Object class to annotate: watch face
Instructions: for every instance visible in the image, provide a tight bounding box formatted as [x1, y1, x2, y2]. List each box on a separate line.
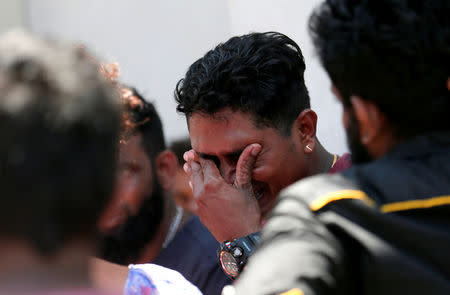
[220, 251, 239, 278]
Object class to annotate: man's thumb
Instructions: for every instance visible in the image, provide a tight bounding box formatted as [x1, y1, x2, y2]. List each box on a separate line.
[235, 143, 261, 188]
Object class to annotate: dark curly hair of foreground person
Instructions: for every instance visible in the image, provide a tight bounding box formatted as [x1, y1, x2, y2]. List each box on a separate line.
[309, 0, 450, 138]
[0, 31, 120, 255]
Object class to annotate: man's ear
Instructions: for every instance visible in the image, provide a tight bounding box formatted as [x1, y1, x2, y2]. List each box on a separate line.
[155, 150, 178, 191]
[350, 96, 386, 146]
[292, 109, 318, 154]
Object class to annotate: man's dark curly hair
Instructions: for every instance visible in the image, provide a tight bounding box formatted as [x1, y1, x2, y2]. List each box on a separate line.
[0, 31, 120, 255]
[175, 31, 310, 135]
[120, 86, 166, 161]
[309, 0, 450, 138]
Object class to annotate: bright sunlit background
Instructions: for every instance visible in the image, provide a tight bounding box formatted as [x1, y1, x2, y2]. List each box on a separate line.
[2, 0, 347, 154]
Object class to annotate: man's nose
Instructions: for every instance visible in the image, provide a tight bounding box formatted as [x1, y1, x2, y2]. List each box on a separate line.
[219, 161, 236, 184]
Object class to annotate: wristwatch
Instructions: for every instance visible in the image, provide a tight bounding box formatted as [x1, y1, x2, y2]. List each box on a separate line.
[218, 232, 260, 279]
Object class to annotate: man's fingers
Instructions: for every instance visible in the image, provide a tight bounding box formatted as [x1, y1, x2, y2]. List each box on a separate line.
[235, 143, 261, 188]
[183, 149, 205, 196]
[189, 160, 204, 197]
[198, 156, 222, 182]
[183, 162, 191, 175]
[184, 149, 222, 183]
[183, 149, 200, 163]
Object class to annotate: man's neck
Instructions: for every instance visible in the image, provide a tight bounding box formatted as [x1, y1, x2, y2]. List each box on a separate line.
[309, 140, 336, 175]
[369, 128, 401, 159]
[0, 239, 93, 294]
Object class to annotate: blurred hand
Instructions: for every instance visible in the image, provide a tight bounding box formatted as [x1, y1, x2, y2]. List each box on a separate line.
[183, 143, 262, 242]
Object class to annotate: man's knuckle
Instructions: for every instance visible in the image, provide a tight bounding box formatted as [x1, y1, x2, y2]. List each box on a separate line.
[204, 181, 220, 194]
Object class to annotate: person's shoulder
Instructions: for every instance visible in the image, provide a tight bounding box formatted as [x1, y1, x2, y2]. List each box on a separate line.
[155, 215, 223, 276]
[159, 216, 218, 258]
[154, 215, 222, 274]
[124, 266, 158, 295]
[270, 172, 378, 221]
[181, 216, 219, 250]
[280, 173, 358, 205]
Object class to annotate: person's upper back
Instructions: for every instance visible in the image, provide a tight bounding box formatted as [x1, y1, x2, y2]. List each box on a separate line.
[337, 132, 450, 293]
[278, 132, 450, 294]
[233, 132, 449, 295]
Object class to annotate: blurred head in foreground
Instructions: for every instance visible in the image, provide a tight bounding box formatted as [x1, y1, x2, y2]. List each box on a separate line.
[0, 30, 120, 293]
[309, 0, 449, 161]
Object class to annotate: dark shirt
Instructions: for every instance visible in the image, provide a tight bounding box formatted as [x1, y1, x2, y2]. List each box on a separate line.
[153, 216, 232, 295]
[234, 132, 450, 295]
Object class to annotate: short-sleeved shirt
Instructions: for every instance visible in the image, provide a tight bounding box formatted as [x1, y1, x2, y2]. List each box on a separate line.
[124, 264, 202, 295]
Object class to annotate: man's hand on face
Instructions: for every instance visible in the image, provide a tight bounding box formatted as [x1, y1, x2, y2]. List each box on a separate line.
[183, 144, 262, 242]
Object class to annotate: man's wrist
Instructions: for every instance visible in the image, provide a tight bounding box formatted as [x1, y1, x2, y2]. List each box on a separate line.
[226, 224, 261, 242]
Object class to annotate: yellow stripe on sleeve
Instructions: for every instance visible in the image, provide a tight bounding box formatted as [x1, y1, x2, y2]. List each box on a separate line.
[309, 189, 450, 213]
[309, 189, 376, 211]
[279, 288, 305, 295]
[381, 195, 450, 213]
